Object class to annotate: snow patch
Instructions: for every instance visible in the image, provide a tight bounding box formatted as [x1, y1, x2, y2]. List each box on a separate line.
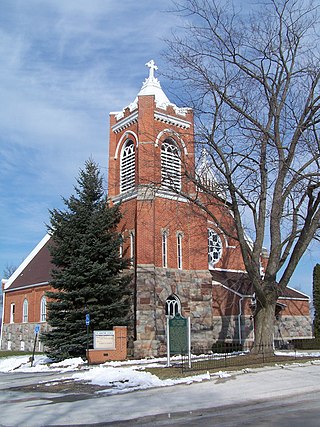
[72, 366, 210, 394]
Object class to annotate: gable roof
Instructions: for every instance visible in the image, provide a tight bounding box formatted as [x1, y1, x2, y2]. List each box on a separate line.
[4, 234, 53, 292]
[211, 270, 309, 300]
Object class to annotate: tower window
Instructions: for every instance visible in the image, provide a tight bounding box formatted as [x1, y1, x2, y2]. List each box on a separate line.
[120, 139, 135, 192]
[161, 139, 181, 191]
[208, 229, 222, 268]
[177, 233, 183, 270]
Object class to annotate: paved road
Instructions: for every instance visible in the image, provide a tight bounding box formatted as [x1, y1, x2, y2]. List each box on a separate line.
[105, 392, 320, 426]
[1, 363, 320, 426]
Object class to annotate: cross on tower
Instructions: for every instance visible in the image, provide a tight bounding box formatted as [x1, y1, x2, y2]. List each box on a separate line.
[145, 59, 158, 80]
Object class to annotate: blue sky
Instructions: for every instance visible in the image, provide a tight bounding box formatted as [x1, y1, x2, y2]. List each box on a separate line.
[0, 0, 319, 298]
[0, 0, 179, 277]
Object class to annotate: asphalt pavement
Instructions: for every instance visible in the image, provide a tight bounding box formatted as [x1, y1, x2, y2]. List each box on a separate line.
[1, 362, 320, 426]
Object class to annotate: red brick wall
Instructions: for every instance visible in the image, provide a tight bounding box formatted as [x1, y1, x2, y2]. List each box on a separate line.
[212, 285, 242, 316]
[3, 284, 52, 324]
[87, 326, 127, 363]
[117, 194, 246, 271]
[278, 298, 310, 316]
[108, 93, 247, 273]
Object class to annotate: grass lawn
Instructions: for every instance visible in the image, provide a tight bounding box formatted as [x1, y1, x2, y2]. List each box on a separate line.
[146, 353, 320, 379]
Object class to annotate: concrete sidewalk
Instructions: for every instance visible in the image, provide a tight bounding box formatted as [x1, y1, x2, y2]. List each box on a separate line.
[1, 362, 320, 426]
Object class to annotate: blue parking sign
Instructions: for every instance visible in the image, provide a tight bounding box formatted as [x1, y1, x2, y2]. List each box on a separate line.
[85, 313, 90, 326]
[34, 325, 40, 334]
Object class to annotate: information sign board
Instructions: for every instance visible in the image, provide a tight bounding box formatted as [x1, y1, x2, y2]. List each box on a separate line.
[169, 314, 188, 355]
[94, 330, 115, 350]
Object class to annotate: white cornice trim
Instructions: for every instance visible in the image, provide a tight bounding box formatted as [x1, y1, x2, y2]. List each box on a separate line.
[211, 267, 247, 274]
[278, 296, 310, 301]
[4, 234, 51, 290]
[286, 286, 310, 299]
[112, 111, 139, 134]
[154, 112, 191, 129]
[4, 282, 50, 293]
[112, 191, 138, 204]
[156, 189, 188, 203]
[111, 187, 189, 204]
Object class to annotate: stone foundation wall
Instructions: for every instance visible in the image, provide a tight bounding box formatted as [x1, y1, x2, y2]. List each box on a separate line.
[1, 322, 51, 352]
[275, 315, 313, 341]
[212, 315, 255, 346]
[134, 265, 213, 358]
[205, 314, 312, 348]
[133, 265, 313, 357]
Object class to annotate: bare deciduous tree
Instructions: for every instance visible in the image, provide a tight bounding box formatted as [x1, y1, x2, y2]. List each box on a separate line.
[3, 264, 17, 280]
[166, 0, 320, 352]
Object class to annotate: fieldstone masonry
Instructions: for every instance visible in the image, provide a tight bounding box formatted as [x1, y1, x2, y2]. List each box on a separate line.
[276, 316, 313, 341]
[2, 322, 51, 352]
[134, 265, 214, 357]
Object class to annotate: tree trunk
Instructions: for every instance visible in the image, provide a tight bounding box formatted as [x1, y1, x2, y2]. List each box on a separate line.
[252, 301, 276, 355]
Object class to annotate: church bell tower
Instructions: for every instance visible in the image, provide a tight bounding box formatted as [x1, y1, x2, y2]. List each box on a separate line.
[108, 61, 213, 357]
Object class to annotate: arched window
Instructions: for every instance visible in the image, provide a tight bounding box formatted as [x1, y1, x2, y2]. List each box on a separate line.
[208, 229, 222, 268]
[130, 231, 135, 266]
[165, 294, 181, 318]
[23, 299, 28, 323]
[177, 233, 183, 270]
[120, 139, 136, 192]
[119, 234, 124, 258]
[40, 296, 47, 322]
[10, 303, 15, 324]
[162, 230, 168, 268]
[161, 139, 181, 191]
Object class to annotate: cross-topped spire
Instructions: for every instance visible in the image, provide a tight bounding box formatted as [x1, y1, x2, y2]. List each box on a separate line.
[145, 59, 158, 80]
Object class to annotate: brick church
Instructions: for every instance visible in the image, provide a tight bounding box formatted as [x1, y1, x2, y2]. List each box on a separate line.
[0, 61, 312, 357]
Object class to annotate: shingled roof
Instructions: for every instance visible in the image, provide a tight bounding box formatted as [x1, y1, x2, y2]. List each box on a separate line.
[4, 234, 53, 292]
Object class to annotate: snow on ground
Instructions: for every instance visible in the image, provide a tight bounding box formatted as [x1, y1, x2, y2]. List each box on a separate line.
[0, 351, 319, 395]
[0, 355, 84, 373]
[72, 366, 210, 394]
[0, 353, 211, 394]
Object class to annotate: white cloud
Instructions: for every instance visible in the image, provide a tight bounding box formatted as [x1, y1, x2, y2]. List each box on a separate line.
[0, 0, 180, 278]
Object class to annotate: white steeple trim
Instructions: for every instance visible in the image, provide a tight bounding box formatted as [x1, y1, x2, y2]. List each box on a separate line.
[136, 60, 171, 107]
[112, 60, 191, 120]
[196, 148, 219, 192]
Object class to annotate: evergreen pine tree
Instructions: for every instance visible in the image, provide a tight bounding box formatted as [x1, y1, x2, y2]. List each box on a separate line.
[42, 159, 132, 361]
[313, 264, 320, 338]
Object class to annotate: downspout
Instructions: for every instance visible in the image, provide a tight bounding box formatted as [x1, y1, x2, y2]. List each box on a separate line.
[133, 213, 137, 342]
[238, 296, 243, 345]
[214, 283, 247, 345]
[0, 287, 6, 350]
